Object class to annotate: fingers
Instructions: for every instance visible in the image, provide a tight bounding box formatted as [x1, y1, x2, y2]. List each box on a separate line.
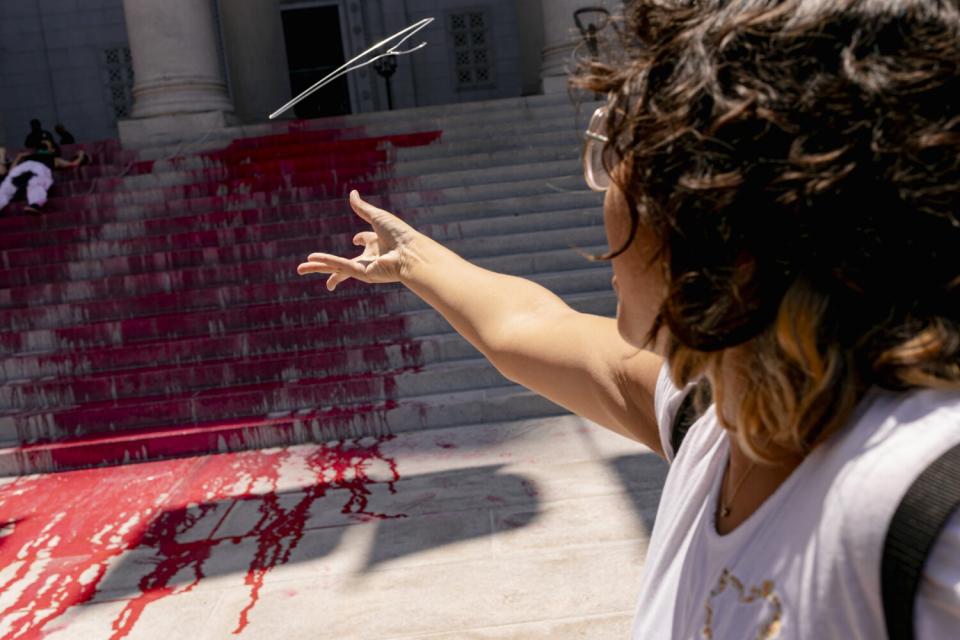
[353, 231, 377, 246]
[326, 272, 350, 291]
[298, 260, 351, 291]
[297, 261, 331, 276]
[349, 190, 393, 224]
[297, 253, 348, 274]
[297, 259, 352, 291]
[297, 252, 372, 292]
[304, 231, 375, 262]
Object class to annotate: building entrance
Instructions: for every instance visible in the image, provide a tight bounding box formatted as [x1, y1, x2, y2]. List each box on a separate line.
[281, 4, 351, 118]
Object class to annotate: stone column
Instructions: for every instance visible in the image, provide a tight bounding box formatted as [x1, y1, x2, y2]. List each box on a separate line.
[515, 0, 546, 96]
[539, 0, 584, 94]
[119, 0, 235, 146]
[218, 0, 292, 123]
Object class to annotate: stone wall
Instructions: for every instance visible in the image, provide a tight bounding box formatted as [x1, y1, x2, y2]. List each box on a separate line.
[0, 0, 130, 147]
[377, 0, 525, 110]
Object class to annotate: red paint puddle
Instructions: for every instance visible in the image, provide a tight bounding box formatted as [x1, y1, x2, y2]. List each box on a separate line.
[0, 436, 402, 639]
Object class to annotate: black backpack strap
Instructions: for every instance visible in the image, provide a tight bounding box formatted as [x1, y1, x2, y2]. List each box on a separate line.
[882, 441, 960, 640]
[670, 378, 712, 456]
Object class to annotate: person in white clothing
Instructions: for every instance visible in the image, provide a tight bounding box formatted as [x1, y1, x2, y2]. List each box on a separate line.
[0, 147, 54, 214]
[295, 0, 960, 637]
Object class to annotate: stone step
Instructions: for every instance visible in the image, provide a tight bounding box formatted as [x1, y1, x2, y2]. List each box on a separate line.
[91, 129, 578, 199]
[43, 130, 438, 194]
[1, 277, 619, 408]
[0, 256, 610, 330]
[0, 223, 606, 307]
[1, 153, 587, 243]
[0, 216, 605, 309]
[0, 137, 587, 244]
[0, 204, 602, 289]
[0, 330, 483, 410]
[0, 273, 614, 358]
[133, 94, 597, 159]
[0, 291, 615, 383]
[42, 95, 598, 192]
[0, 356, 549, 445]
[44, 108, 587, 197]
[276, 92, 590, 130]
[0, 187, 601, 270]
[0, 159, 584, 249]
[394, 129, 585, 165]
[0, 385, 566, 476]
[392, 134, 581, 174]
[46, 96, 588, 184]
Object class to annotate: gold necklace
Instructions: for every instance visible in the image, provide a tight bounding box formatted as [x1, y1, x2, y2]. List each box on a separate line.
[719, 457, 757, 518]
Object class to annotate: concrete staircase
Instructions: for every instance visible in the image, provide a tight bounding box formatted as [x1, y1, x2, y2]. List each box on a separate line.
[0, 93, 611, 475]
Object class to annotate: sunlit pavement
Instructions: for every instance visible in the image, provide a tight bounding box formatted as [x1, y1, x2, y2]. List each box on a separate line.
[0, 415, 667, 639]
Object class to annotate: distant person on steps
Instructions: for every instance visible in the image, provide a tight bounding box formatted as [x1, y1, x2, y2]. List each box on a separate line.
[54, 123, 75, 145]
[23, 119, 59, 156]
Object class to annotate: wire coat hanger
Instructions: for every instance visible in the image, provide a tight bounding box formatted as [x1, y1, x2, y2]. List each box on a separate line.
[269, 17, 435, 120]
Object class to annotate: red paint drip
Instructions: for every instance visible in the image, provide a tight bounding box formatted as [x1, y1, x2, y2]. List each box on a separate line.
[0, 461, 194, 639]
[0, 436, 402, 639]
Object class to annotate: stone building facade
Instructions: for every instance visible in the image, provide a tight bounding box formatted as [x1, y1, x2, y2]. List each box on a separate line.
[0, 0, 617, 147]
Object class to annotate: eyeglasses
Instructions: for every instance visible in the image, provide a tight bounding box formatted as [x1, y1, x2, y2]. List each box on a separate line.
[583, 106, 611, 192]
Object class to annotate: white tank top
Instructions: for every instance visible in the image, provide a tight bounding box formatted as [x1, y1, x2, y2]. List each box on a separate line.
[631, 365, 960, 639]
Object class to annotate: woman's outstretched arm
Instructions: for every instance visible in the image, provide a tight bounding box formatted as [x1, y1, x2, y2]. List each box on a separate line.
[298, 191, 665, 455]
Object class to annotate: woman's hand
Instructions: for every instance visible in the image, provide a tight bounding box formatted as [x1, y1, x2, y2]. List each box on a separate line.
[297, 190, 421, 291]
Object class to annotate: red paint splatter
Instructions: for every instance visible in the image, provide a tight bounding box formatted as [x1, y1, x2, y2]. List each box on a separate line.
[0, 460, 193, 639]
[232, 439, 404, 635]
[0, 436, 402, 639]
[1, 125, 443, 473]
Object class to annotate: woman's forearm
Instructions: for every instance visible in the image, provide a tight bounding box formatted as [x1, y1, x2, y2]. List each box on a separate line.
[399, 233, 571, 363]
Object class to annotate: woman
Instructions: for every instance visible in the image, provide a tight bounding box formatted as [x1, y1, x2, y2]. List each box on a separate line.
[299, 0, 960, 637]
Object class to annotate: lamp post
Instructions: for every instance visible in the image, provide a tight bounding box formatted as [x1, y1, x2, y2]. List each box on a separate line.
[573, 7, 611, 59]
[372, 54, 398, 111]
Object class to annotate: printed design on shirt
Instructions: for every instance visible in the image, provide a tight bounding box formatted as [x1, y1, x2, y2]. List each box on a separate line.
[702, 568, 783, 640]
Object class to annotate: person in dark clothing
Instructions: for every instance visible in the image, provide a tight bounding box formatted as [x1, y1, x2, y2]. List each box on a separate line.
[54, 123, 75, 145]
[23, 119, 59, 155]
[21, 140, 57, 171]
[11, 140, 88, 171]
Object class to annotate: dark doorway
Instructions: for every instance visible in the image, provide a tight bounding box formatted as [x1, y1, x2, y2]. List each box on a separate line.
[281, 4, 352, 118]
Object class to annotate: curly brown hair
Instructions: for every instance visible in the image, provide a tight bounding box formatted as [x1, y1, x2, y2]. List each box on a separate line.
[576, 0, 960, 462]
